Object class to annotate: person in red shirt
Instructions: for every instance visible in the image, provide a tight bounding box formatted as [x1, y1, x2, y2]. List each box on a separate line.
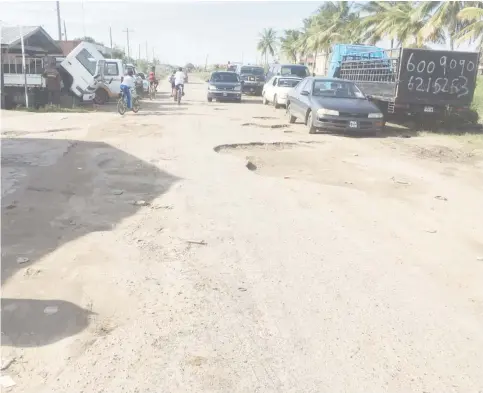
[148, 66, 158, 91]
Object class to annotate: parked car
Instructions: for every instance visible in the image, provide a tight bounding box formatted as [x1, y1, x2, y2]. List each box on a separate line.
[262, 76, 302, 108]
[206, 71, 242, 102]
[235, 64, 265, 95]
[266, 64, 311, 80]
[286, 77, 385, 134]
[137, 72, 150, 94]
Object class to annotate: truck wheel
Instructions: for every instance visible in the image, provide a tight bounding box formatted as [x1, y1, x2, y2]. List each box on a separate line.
[262, 94, 268, 105]
[94, 89, 108, 105]
[306, 111, 316, 134]
[207, 97, 213, 102]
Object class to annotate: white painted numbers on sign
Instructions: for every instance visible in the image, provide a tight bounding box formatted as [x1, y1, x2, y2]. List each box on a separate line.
[405, 52, 475, 98]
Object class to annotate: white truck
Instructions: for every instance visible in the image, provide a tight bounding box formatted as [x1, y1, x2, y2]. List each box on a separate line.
[59, 41, 126, 104]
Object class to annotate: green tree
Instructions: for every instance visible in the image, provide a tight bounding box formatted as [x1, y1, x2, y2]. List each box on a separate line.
[73, 36, 104, 45]
[457, 4, 483, 51]
[257, 28, 278, 66]
[359, 1, 399, 47]
[304, 2, 359, 72]
[416, 1, 478, 50]
[280, 29, 301, 63]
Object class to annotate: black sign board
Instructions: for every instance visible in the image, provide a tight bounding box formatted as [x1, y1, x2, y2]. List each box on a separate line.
[397, 48, 479, 106]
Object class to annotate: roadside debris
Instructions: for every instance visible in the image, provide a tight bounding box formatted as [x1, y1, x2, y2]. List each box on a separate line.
[43, 306, 59, 315]
[111, 189, 124, 195]
[391, 177, 411, 185]
[23, 267, 41, 277]
[238, 287, 247, 292]
[1, 357, 16, 371]
[0, 375, 16, 388]
[16, 257, 29, 264]
[434, 195, 448, 201]
[246, 161, 257, 171]
[131, 200, 150, 206]
[186, 240, 207, 246]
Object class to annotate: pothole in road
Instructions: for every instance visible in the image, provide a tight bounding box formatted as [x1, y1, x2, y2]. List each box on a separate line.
[241, 123, 290, 129]
[216, 141, 425, 199]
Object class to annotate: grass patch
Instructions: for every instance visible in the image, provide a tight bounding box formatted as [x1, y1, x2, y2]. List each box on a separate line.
[472, 76, 483, 124]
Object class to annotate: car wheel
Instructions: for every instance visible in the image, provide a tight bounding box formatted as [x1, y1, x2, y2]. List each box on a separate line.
[273, 95, 280, 109]
[207, 97, 213, 102]
[286, 103, 296, 124]
[306, 111, 316, 134]
[262, 94, 268, 105]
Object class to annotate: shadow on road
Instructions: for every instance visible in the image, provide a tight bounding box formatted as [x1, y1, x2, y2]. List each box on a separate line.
[1, 298, 94, 347]
[1, 137, 180, 346]
[1, 138, 180, 285]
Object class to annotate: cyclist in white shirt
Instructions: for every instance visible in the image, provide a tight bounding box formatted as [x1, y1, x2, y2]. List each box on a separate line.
[120, 70, 135, 109]
[174, 67, 185, 96]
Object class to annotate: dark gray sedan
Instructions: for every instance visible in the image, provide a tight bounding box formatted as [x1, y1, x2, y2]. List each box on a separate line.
[286, 77, 385, 134]
[206, 71, 242, 102]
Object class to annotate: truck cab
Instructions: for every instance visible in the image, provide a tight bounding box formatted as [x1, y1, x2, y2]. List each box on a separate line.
[60, 41, 104, 102]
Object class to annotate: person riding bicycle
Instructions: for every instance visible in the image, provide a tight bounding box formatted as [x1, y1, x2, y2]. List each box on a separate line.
[148, 66, 157, 91]
[174, 67, 186, 97]
[120, 69, 135, 110]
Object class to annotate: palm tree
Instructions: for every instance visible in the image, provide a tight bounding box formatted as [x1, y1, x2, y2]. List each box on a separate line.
[257, 28, 277, 66]
[359, 1, 399, 48]
[304, 2, 359, 72]
[457, 4, 483, 51]
[416, 1, 479, 50]
[280, 29, 300, 63]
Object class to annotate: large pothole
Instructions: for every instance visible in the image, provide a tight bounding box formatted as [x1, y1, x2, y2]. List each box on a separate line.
[215, 141, 426, 199]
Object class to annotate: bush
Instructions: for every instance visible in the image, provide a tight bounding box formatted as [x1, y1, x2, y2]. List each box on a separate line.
[472, 76, 483, 123]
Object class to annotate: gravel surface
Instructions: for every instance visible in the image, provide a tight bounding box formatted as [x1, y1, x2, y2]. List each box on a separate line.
[2, 77, 483, 393]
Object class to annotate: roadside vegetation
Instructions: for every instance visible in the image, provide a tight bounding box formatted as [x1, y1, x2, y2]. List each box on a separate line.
[258, 1, 483, 123]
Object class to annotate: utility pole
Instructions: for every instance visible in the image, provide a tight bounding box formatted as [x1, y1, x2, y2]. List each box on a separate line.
[63, 20, 67, 41]
[152, 48, 155, 63]
[56, 1, 62, 41]
[145, 41, 148, 61]
[122, 28, 133, 60]
[204, 54, 209, 71]
[138, 43, 141, 61]
[109, 27, 113, 49]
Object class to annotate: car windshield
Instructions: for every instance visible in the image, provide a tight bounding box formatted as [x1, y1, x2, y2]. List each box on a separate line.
[240, 67, 264, 75]
[212, 72, 239, 82]
[280, 66, 310, 78]
[312, 80, 365, 99]
[278, 78, 301, 87]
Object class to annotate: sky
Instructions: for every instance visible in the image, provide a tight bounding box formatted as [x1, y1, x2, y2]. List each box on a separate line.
[0, 0, 321, 65]
[0, 0, 475, 66]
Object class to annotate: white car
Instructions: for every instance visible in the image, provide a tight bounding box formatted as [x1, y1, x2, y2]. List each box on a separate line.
[262, 76, 302, 108]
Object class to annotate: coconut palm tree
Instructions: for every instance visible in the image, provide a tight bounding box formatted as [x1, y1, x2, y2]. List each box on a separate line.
[304, 2, 359, 72]
[416, 1, 479, 50]
[457, 4, 483, 51]
[359, 1, 399, 48]
[280, 29, 301, 63]
[257, 28, 278, 66]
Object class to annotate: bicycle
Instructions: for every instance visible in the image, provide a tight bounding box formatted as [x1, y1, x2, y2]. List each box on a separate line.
[174, 84, 183, 105]
[117, 88, 140, 115]
[149, 82, 156, 100]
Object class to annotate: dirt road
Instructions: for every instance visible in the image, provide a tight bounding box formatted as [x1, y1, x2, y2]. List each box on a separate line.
[2, 77, 483, 392]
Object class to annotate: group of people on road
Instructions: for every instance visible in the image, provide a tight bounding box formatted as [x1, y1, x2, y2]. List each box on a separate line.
[120, 66, 185, 111]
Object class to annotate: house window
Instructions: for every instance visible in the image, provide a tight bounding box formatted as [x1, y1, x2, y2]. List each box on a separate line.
[75, 49, 96, 75]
